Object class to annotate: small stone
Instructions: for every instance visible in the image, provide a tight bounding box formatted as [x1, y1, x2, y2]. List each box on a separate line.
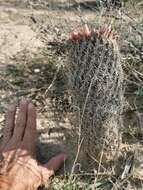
[34, 68, 40, 73]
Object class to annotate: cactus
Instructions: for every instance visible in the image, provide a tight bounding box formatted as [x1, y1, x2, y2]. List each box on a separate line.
[68, 25, 124, 168]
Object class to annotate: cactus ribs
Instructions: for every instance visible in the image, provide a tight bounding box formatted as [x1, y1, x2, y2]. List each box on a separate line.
[68, 24, 124, 169]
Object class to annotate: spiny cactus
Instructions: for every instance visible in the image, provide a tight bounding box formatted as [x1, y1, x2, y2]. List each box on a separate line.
[68, 24, 124, 168]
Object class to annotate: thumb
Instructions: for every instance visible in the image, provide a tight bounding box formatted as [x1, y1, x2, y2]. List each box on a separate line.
[40, 153, 67, 184]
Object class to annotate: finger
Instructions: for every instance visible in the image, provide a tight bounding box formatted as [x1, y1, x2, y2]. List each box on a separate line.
[40, 153, 67, 183]
[12, 99, 28, 142]
[23, 103, 37, 152]
[2, 104, 16, 146]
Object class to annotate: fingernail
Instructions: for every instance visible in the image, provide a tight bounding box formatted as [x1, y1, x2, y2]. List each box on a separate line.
[8, 104, 16, 111]
[59, 153, 68, 161]
[20, 98, 28, 105]
[28, 102, 34, 109]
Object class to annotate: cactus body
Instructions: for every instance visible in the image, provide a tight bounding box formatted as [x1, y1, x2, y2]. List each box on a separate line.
[68, 26, 124, 167]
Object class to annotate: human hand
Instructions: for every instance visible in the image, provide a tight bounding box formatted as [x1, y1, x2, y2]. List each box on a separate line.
[0, 99, 67, 190]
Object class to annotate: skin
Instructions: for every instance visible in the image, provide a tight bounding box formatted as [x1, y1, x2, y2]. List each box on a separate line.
[0, 99, 67, 190]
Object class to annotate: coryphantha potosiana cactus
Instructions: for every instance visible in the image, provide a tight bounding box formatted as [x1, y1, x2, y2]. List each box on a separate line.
[68, 24, 124, 168]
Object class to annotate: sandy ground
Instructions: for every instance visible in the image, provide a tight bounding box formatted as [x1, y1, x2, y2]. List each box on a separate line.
[0, 5, 43, 64]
